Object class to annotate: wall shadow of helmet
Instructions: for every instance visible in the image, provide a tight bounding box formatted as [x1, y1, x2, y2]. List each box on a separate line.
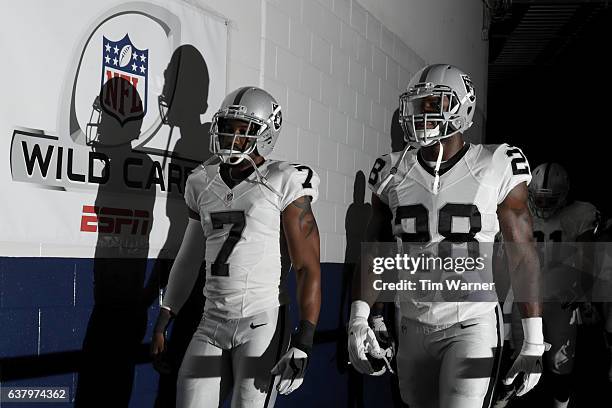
[152, 44, 210, 408]
[391, 108, 407, 153]
[75, 77, 155, 407]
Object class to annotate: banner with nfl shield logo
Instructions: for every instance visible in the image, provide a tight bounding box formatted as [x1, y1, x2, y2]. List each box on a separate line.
[0, 0, 227, 258]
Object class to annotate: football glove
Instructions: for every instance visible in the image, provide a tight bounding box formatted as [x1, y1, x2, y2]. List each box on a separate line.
[503, 317, 550, 396]
[271, 347, 308, 395]
[348, 301, 381, 375]
[270, 320, 314, 395]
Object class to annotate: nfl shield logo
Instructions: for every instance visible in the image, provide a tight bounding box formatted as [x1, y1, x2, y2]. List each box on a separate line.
[101, 34, 148, 124]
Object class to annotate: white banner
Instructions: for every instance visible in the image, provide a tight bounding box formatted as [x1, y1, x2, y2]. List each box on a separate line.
[0, 0, 228, 258]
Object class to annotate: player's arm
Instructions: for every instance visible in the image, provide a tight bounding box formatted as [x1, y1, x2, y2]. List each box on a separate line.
[272, 195, 320, 394]
[497, 181, 541, 318]
[282, 195, 321, 330]
[497, 181, 548, 396]
[151, 209, 205, 363]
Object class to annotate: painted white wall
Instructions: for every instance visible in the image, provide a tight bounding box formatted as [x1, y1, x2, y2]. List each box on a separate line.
[193, 0, 487, 262]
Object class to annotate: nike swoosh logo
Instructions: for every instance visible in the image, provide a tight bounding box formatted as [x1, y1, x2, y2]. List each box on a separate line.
[460, 323, 478, 329]
[250, 322, 267, 329]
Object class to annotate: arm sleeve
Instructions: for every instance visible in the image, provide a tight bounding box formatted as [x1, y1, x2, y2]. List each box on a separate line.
[161, 218, 206, 313]
[280, 165, 320, 210]
[495, 144, 532, 204]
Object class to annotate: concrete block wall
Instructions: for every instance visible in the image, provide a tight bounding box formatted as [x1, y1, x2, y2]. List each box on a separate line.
[260, 0, 425, 262]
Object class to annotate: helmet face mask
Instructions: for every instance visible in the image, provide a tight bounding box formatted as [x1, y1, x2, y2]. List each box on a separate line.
[158, 94, 170, 125]
[210, 87, 282, 165]
[399, 65, 476, 147]
[529, 188, 568, 219]
[86, 96, 103, 147]
[528, 163, 570, 219]
[211, 114, 262, 165]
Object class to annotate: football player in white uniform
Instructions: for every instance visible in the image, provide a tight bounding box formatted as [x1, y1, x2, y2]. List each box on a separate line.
[522, 163, 597, 408]
[150, 87, 321, 408]
[347, 64, 546, 408]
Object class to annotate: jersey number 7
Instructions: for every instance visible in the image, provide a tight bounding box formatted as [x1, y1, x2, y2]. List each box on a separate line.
[210, 211, 246, 277]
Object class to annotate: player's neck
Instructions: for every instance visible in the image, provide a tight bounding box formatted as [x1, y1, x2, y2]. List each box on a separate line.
[229, 155, 265, 178]
[419, 134, 465, 162]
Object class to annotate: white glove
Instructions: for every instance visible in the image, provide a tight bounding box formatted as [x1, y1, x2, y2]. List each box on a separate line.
[503, 317, 551, 396]
[271, 347, 308, 395]
[347, 301, 381, 375]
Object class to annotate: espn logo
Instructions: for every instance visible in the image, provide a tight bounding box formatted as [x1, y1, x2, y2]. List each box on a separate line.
[80, 205, 150, 235]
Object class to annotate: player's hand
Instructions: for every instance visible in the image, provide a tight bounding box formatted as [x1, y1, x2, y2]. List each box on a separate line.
[503, 317, 550, 396]
[503, 341, 550, 396]
[151, 332, 172, 374]
[271, 347, 308, 395]
[151, 332, 166, 356]
[347, 316, 381, 375]
[151, 307, 174, 375]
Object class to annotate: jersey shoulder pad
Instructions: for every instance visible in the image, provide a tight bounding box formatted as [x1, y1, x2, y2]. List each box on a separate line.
[561, 201, 598, 236]
[486, 143, 532, 204]
[367, 150, 413, 198]
[266, 160, 320, 210]
[184, 163, 217, 211]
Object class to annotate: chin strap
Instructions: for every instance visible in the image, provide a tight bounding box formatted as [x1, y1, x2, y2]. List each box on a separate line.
[432, 141, 444, 195]
[241, 154, 283, 198]
[376, 144, 412, 196]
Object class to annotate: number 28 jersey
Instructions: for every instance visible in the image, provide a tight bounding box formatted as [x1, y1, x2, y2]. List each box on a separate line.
[184, 160, 319, 319]
[368, 143, 531, 325]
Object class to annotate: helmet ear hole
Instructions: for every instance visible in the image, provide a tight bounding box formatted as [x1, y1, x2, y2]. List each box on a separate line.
[467, 106, 473, 116]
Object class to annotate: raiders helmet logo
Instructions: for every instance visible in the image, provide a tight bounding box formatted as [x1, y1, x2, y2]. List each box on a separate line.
[461, 74, 476, 102]
[271, 102, 282, 131]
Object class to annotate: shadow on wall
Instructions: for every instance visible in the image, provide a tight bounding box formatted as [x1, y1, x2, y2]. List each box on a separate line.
[75, 77, 155, 407]
[391, 109, 407, 153]
[337, 171, 372, 406]
[150, 44, 211, 408]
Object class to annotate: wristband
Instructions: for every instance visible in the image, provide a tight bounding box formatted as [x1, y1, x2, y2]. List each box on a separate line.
[154, 307, 174, 335]
[291, 320, 316, 356]
[350, 300, 370, 322]
[521, 317, 544, 345]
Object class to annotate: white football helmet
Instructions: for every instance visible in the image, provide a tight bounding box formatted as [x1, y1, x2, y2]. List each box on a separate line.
[399, 64, 476, 146]
[210, 86, 282, 165]
[529, 163, 569, 219]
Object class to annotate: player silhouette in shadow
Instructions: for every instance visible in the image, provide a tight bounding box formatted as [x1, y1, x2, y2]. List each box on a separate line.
[338, 171, 372, 407]
[337, 110, 408, 407]
[75, 77, 155, 407]
[147, 44, 212, 408]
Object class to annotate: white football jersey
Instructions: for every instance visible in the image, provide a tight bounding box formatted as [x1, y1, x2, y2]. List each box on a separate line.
[368, 143, 532, 325]
[532, 201, 597, 243]
[532, 201, 597, 296]
[184, 160, 319, 319]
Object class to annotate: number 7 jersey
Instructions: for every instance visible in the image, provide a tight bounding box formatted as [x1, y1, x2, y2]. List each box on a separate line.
[368, 143, 532, 324]
[183, 160, 319, 319]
